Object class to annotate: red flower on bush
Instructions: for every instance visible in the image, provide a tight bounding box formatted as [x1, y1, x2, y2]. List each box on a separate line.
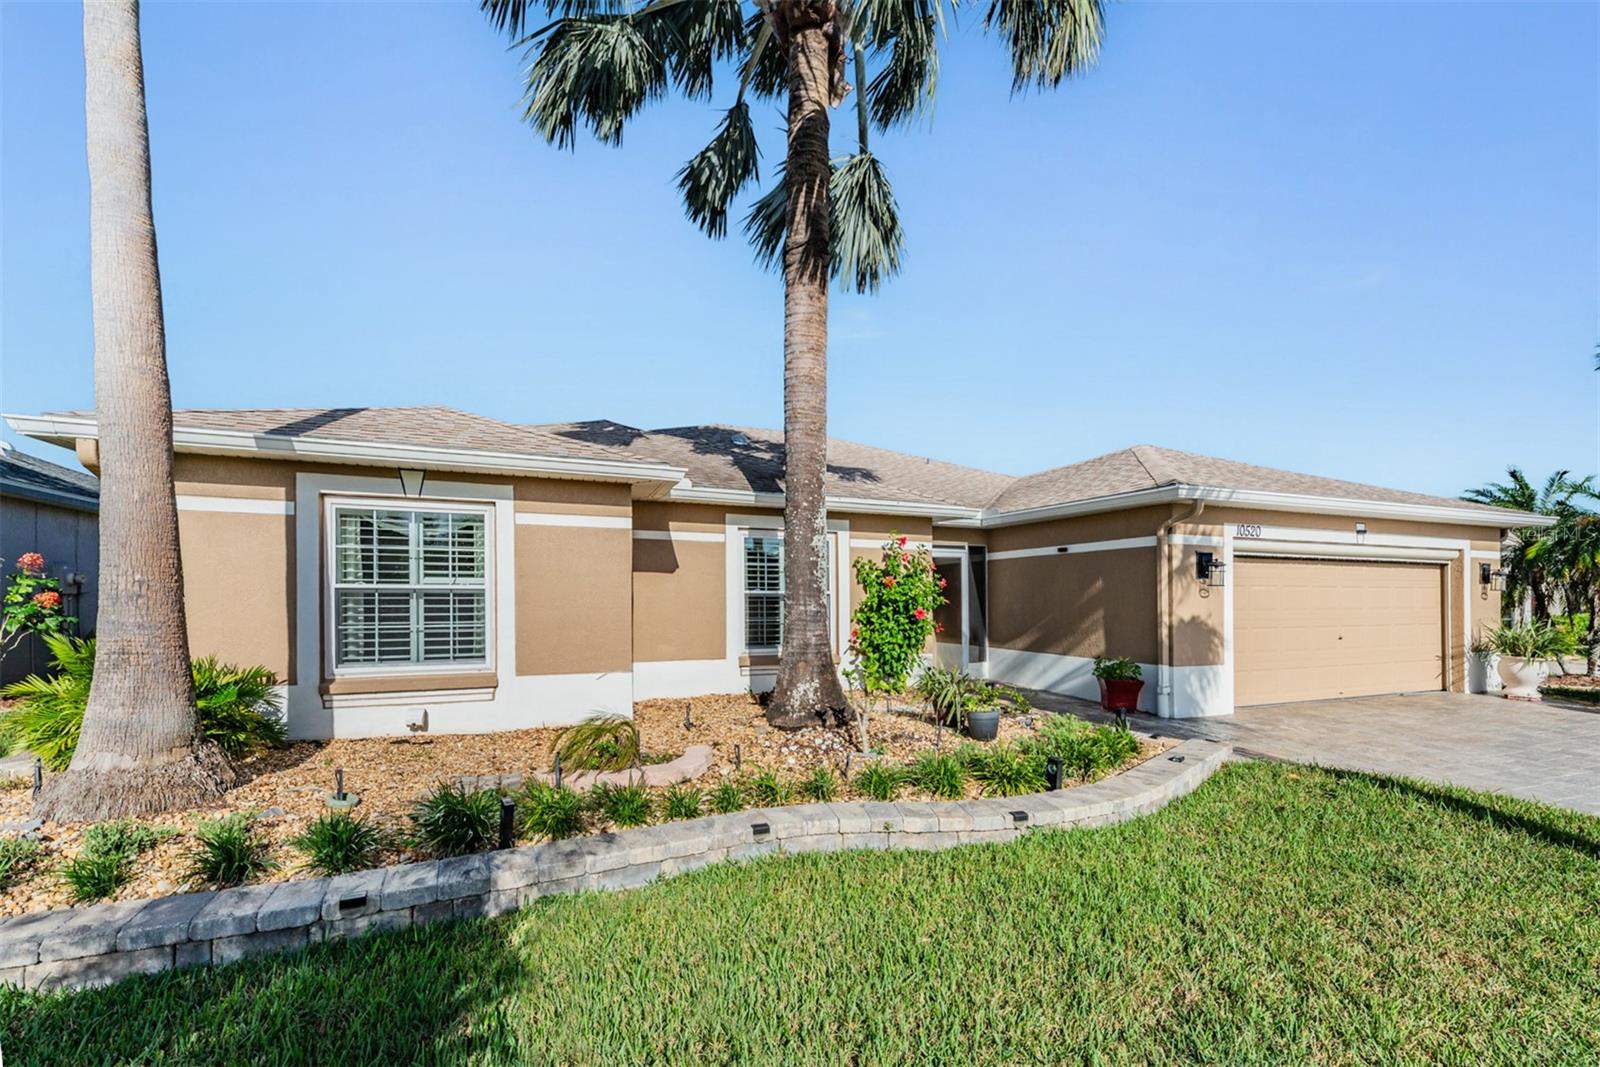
[900, 553, 912, 565]
[32, 590, 61, 610]
[937, 577, 947, 589]
[896, 535, 907, 547]
[913, 607, 927, 621]
[935, 623, 944, 634]
[16, 553, 44, 575]
[883, 576, 897, 588]
[850, 627, 859, 641]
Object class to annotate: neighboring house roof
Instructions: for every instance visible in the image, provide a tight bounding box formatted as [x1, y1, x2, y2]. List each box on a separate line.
[4, 407, 1543, 528]
[0, 442, 98, 511]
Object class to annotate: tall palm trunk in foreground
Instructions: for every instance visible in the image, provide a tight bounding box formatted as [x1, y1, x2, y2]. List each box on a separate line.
[36, 0, 234, 822]
[767, 2, 850, 728]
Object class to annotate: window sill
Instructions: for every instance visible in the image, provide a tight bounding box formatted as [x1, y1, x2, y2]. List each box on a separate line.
[320, 671, 498, 697]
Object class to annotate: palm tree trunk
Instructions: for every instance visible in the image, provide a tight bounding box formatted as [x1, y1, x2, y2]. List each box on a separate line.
[766, 1, 849, 730]
[35, 0, 234, 822]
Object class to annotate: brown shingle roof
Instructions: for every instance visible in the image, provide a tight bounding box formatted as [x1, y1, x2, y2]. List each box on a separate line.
[990, 444, 1512, 517]
[29, 408, 1522, 521]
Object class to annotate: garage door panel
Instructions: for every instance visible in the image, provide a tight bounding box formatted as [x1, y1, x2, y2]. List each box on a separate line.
[1235, 557, 1444, 706]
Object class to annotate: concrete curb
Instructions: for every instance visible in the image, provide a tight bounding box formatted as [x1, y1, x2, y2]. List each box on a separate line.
[0, 738, 1229, 993]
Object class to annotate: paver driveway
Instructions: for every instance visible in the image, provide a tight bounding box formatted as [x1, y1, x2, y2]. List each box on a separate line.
[1030, 690, 1600, 815]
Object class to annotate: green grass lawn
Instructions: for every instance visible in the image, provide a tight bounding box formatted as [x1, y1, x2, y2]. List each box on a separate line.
[3, 761, 1597, 1066]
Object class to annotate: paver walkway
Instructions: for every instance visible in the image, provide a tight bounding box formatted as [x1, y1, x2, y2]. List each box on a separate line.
[1024, 689, 1600, 815]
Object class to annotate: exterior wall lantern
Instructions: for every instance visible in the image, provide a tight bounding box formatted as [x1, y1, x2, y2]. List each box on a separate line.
[398, 468, 426, 497]
[1354, 522, 1368, 542]
[1480, 562, 1505, 592]
[1197, 551, 1227, 587]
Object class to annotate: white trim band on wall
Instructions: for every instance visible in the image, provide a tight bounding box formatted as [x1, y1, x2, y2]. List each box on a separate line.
[632, 529, 726, 543]
[514, 512, 632, 530]
[989, 536, 1157, 562]
[1233, 540, 1458, 563]
[176, 495, 295, 515]
[850, 538, 933, 551]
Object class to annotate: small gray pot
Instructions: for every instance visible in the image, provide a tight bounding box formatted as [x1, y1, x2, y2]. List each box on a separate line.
[966, 710, 1001, 742]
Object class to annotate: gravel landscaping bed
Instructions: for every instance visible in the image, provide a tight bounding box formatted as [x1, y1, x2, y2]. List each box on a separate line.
[0, 694, 1161, 918]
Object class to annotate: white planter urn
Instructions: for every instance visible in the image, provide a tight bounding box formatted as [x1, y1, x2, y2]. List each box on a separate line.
[1496, 656, 1549, 701]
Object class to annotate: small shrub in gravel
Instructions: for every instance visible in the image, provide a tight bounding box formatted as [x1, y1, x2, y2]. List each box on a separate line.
[964, 743, 1047, 797]
[709, 780, 745, 814]
[83, 819, 175, 861]
[749, 769, 792, 807]
[409, 783, 501, 857]
[519, 783, 586, 840]
[0, 835, 41, 890]
[60, 851, 127, 903]
[188, 814, 277, 887]
[292, 813, 386, 875]
[855, 762, 907, 802]
[661, 785, 703, 821]
[589, 783, 653, 828]
[908, 752, 968, 799]
[800, 766, 838, 803]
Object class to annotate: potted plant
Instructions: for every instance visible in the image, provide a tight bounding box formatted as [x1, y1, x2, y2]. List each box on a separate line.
[1487, 622, 1576, 700]
[1093, 656, 1144, 714]
[962, 685, 1005, 742]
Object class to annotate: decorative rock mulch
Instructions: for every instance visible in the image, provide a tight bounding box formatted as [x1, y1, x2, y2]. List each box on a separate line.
[0, 693, 1159, 919]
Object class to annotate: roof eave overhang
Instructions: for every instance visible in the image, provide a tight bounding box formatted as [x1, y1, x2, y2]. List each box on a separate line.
[5, 413, 688, 498]
[669, 483, 983, 523]
[979, 483, 1551, 530]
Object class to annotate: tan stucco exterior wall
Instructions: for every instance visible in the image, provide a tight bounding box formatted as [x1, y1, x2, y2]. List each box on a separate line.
[513, 479, 632, 676]
[631, 501, 731, 664]
[173, 455, 296, 682]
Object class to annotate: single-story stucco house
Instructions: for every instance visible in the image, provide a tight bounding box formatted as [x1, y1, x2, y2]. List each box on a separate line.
[0, 442, 98, 685]
[4, 407, 1542, 739]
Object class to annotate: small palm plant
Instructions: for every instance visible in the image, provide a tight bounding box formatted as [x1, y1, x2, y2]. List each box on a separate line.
[551, 713, 642, 773]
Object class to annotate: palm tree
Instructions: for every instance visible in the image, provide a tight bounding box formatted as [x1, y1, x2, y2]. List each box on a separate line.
[1463, 468, 1592, 625]
[1529, 506, 1600, 675]
[482, 1, 1105, 728]
[35, 0, 234, 821]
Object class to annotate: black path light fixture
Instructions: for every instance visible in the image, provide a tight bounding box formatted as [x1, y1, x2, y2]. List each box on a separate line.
[498, 795, 517, 850]
[1196, 551, 1227, 588]
[1044, 756, 1063, 791]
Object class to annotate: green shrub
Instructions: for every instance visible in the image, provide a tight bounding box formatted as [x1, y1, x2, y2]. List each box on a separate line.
[964, 743, 1047, 797]
[661, 785, 703, 821]
[589, 782, 653, 828]
[1542, 684, 1600, 705]
[551, 714, 641, 772]
[519, 782, 586, 840]
[749, 768, 792, 807]
[292, 813, 385, 875]
[709, 779, 745, 814]
[60, 850, 128, 903]
[187, 814, 276, 887]
[1486, 622, 1577, 660]
[908, 752, 968, 799]
[854, 762, 906, 802]
[1092, 656, 1142, 681]
[409, 783, 500, 857]
[800, 766, 838, 803]
[83, 819, 175, 861]
[0, 835, 42, 890]
[0, 636, 286, 771]
[1023, 716, 1140, 780]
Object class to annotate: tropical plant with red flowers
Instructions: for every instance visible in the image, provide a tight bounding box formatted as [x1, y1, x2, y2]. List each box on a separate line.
[2, 552, 76, 655]
[846, 534, 945, 747]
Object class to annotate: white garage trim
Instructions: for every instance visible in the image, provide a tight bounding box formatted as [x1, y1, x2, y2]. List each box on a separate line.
[1234, 540, 1459, 564]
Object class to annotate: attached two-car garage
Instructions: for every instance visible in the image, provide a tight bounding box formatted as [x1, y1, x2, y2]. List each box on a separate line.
[1232, 556, 1447, 706]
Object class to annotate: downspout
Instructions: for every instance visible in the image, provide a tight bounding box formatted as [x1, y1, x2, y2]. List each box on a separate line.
[1155, 499, 1205, 717]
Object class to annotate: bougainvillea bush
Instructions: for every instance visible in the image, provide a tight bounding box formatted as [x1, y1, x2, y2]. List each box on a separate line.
[1, 552, 76, 655]
[848, 534, 946, 702]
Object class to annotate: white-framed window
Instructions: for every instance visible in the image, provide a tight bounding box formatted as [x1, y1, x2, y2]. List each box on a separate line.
[329, 503, 490, 670]
[743, 532, 832, 653]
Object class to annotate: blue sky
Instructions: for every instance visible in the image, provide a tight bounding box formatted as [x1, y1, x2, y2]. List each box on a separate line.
[3, 1, 1596, 499]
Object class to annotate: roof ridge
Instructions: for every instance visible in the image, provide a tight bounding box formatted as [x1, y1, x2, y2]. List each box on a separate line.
[1128, 444, 1179, 487]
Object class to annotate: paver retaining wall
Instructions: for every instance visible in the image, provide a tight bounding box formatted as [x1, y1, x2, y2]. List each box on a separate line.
[0, 738, 1228, 993]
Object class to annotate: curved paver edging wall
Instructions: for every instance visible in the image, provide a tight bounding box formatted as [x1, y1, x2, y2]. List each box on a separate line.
[0, 738, 1229, 993]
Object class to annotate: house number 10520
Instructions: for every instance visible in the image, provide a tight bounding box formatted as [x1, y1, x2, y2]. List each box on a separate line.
[1235, 524, 1263, 538]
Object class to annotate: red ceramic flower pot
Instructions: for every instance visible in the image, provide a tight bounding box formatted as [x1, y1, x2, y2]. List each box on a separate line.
[1098, 678, 1144, 713]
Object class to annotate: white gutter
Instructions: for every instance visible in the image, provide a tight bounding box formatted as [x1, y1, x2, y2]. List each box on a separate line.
[979, 483, 1550, 531]
[669, 482, 982, 522]
[5, 413, 689, 489]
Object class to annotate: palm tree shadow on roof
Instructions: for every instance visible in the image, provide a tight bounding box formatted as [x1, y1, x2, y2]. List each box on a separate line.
[265, 408, 369, 438]
[648, 426, 882, 495]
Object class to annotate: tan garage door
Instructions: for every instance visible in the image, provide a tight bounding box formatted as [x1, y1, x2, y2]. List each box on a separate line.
[1234, 557, 1445, 706]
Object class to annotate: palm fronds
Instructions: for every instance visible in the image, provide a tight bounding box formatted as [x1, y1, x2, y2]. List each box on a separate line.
[678, 100, 761, 238]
